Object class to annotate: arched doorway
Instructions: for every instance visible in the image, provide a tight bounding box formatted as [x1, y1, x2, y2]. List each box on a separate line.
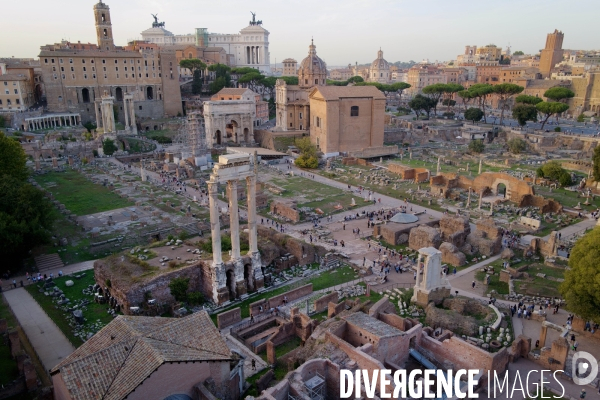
[497, 183, 507, 198]
[215, 130, 222, 145]
[147, 87, 153, 100]
[243, 127, 249, 143]
[244, 263, 254, 292]
[226, 120, 238, 142]
[226, 269, 236, 300]
[34, 84, 43, 103]
[115, 87, 123, 101]
[82, 88, 90, 103]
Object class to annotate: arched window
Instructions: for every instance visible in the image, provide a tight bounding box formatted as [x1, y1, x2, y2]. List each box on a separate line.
[115, 87, 123, 101]
[188, 53, 192, 59]
[351, 106, 359, 117]
[147, 87, 153, 100]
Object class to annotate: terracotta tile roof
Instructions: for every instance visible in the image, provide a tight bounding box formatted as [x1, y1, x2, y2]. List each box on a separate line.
[311, 85, 386, 100]
[214, 88, 254, 96]
[51, 311, 231, 400]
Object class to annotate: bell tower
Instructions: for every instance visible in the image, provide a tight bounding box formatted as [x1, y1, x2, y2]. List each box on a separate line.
[94, 1, 115, 51]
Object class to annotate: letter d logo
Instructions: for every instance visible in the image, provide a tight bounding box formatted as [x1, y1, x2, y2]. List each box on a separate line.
[572, 351, 599, 386]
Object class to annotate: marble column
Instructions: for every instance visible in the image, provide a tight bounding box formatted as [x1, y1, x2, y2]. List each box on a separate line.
[246, 175, 258, 255]
[208, 181, 223, 266]
[228, 180, 241, 261]
[466, 187, 472, 207]
[478, 190, 483, 209]
[478, 158, 482, 174]
[437, 157, 441, 175]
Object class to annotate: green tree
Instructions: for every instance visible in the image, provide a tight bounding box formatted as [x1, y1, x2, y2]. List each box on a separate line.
[464, 107, 484, 124]
[179, 59, 207, 76]
[457, 90, 474, 114]
[536, 102, 569, 130]
[0, 132, 29, 181]
[539, 161, 571, 186]
[467, 84, 495, 122]
[468, 139, 485, 154]
[422, 83, 447, 116]
[347, 76, 364, 83]
[512, 104, 538, 126]
[83, 121, 97, 133]
[409, 94, 436, 119]
[507, 138, 527, 154]
[544, 87, 575, 103]
[0, 176, 56, 265]
[515, 95, 543, 105]
[207, 64, 231, 94]
[442, 83, 464, 111]
[493, 83, 524, 124]
[102, 138, 118, 156]
[513, 51, 524, 56]
[280, 76, 298, 85]
[577, 114, 585, 123]
[558, 170, 572, 186]
[560, 227, 600, 321]
[238, 71, 266, 92]
[536, 166, 544, 178]
[294, 137, 319, 169]
[191, 69, 203, 95]
[0, 116, 5, 128]
[442, 99, 456, 108]
[169, 277, 191, 303]
[499, 56, 511, 65]
[593, 146, 600, 182]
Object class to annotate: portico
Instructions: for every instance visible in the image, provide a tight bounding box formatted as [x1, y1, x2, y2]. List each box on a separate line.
[24, 114, 82, 131]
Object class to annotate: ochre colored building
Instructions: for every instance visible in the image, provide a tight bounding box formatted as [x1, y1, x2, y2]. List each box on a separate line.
[39, 1, 182, 125]
[309, 85, 385, 156]
[540, 30, 564, 78]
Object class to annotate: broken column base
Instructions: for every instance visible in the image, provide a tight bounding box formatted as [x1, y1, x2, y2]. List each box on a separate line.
[412, 287, 451, 308]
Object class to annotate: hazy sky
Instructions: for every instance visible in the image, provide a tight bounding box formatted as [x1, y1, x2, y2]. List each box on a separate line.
[2, 0, 598, 66]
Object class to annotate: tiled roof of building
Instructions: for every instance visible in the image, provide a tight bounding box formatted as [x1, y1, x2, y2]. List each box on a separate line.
[344, 312, 405, 337]
[51, 312, 231, 400]
[311, 85, 386, 100]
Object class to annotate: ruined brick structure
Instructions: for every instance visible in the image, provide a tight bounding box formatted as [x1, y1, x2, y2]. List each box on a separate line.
[439, 215, 470, 247]
[270, 199, 301, 222]
[430, 172, 535, 203]
[388, 163, 430, 183]
[408, 225, 442, 250]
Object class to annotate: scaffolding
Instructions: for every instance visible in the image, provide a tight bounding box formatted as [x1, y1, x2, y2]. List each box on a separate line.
[173, 111, 209, 167]
[304, 372, 326, 400]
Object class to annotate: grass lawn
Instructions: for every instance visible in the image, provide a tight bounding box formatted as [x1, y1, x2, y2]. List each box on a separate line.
[513, 263, 565, 298]
[268, 176, 358, 218]
[34, 170, 130, 215]
[212, 265, 359, 322]
[26, 273, 116, 345]
[475, 265, 509, 295]
[0, 298, 19, 385]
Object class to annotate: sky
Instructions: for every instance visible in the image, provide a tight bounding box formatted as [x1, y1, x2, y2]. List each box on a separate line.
[2, 0, 599, 67]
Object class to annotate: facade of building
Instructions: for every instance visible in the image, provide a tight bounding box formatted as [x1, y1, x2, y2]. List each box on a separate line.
[309, 85, 385, 155]
[330, 67, 353, 81]
[203, 100, 255, 146]
[298, 40, 327, 89]
[211, 87, 269, 125]
[499, 67, 541, 83]
[51, 312, 242, 400]
[367, 49, 391, 83]
[540, 30, 564, 78]
[406, 64, 447, 95]
[275, 79, 310, 131]
[281, 58, 297, 76]
[140, 15, 271, 73]
[0, 74, 35, 112]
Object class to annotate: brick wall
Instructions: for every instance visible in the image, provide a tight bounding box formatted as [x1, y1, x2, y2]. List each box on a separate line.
[328, 301, 346, 318]
[217, 308, 242, 329]
[270, 200, 300, 222]
[249, 284, 313, 315]
[314, 292, 338, 313]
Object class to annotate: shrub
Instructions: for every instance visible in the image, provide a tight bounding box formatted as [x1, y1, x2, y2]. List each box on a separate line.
[554, 126, 561, 132]
[187, 291, 204, 305]
[169, 277, 190, 303]
[168, 260, 178, 268]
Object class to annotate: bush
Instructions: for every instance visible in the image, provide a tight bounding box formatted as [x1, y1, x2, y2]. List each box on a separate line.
[554, 126, 561, 132]
[577, 114, 585, 123]
[187, 292, 204, 305]
[558, 171, 572, 187]
[468, 139, 485, 154]
[442, 112, 455, 118]
[169, 277, 190, 303]
[295, 155, 318, 169]
[464, 107, 484, 123]
[201, 235, 232, 253]
[168, 260, 178, 268]
[507, 138, 527, 154]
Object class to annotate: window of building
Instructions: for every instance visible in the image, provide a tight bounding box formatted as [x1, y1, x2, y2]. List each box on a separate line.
[14, 89, 18, 94]
[59, 59, 63, 64]
[114, 59, 118, 64]
[0, 100, 2, 105]
[62, 74, 65, 79]
[103, 67, 106, 72]
[139, 105, 143, 110]
[82, 59, 86, 64]
[69, 59, 73, 64]
[83, 67, 87, 72]
[351, 106, 359, 117]
[93, 74, 96, 79]
[51, 59, 55, 63]
[102, 59, 106, 64]
[116, 67, 119, 71]
[2, 82, 6, 86]
[70, 67, 74, 72]
[299, 112, 303, 120]
[91, 59, 94, 64]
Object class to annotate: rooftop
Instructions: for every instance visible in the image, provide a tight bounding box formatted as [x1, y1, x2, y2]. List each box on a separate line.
[51, 312, 231, 400]
[310, 85, 386, 100]
[344, 312, 404, 338]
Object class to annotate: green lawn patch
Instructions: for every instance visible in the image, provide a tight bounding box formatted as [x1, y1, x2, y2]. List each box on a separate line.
[25, 273, 116, 345]
[212, 265, 358, 322]
[34, 170, 130, 215]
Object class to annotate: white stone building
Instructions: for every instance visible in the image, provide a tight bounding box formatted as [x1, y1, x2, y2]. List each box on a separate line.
[367, 49, 391, 83]
[140, 15, 271, 74]
[203, 100, 255, 147]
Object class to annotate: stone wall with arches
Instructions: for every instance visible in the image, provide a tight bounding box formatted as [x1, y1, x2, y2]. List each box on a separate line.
[203, 100, 256, 147]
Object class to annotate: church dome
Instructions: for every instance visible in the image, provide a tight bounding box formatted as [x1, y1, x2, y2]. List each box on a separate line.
[371, 49, 390, 71]
[299, 40, 327, 77]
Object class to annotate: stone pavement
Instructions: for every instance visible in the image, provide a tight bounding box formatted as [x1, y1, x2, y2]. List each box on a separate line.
[3, 288, 76, 373]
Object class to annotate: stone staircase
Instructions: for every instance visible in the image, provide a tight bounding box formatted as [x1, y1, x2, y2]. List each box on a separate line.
[34, 254, 64, 272]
